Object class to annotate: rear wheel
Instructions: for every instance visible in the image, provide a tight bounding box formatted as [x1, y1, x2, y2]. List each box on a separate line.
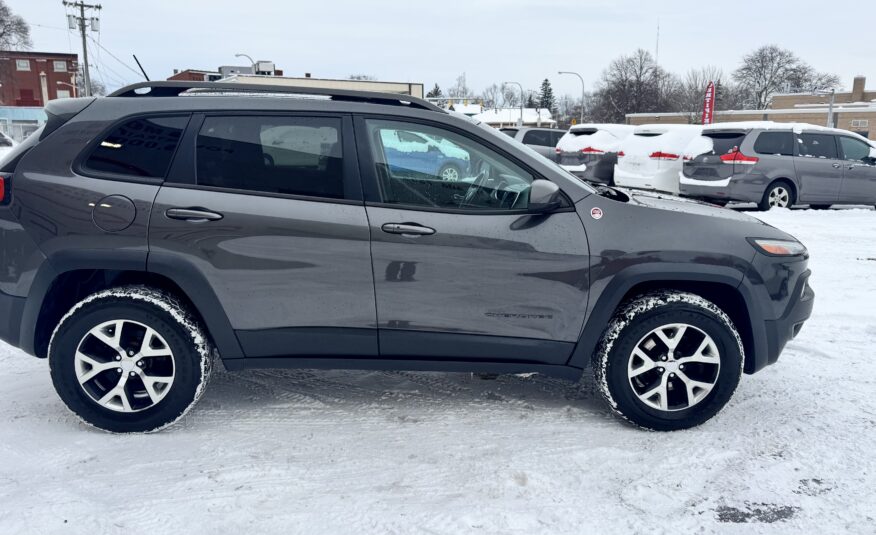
[758, 181, 795, 211]
[593, 291, 744, 431]
[49, 286, 213, 433]
[438, 164, 461, 182]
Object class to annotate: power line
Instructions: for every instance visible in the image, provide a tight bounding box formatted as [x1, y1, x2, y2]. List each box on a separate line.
[86, 34, 144, 78]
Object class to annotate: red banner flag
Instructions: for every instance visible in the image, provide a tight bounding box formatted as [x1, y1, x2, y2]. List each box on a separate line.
[702, 81, 716, 125]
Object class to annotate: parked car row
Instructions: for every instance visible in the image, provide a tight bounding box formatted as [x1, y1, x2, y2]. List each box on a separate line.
[508, 120, 876, 211]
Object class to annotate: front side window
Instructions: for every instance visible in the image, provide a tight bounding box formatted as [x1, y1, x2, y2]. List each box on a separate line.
[838, 136, 872, 162]
[53, 60, 67, 72]
[366, 119, 533, 211]
[84, 116, 188, 178]
[797, 134, 837, 160]
[196, 116, 344, 199]
[754, 132, 794, 156]
[15, 59, 30, 71]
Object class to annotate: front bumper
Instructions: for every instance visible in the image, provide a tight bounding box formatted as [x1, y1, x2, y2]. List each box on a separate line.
[763, 272, 815, 367]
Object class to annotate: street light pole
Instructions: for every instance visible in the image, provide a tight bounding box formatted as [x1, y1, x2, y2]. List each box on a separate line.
[814, 88, 836, 128]
[504, 81, 524, 126]
[235, 53, 257, 76]
[558, 71, 585, 124]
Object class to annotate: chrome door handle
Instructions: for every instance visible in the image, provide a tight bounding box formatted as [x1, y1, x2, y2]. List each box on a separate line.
[165, 208, 224, 222]
[381, 223, 436, 236]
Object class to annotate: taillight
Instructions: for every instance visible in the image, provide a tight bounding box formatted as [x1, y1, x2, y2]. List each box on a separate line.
[580, 146, 604, 154]
[649, 151, 680, 161]
[683, 155, 693, 162]
[617, 151, 625, 157]
[555, 147, 562, 154]
[720, 147, 759, 165]
[0, 172, 10, 205]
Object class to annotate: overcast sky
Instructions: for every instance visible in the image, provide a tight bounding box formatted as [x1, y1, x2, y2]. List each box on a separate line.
[13, 0, 876, 98]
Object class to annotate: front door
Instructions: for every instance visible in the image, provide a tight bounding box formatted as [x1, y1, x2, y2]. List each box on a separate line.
[357, 118, 591, 365]
[837, 135, 876, 204]
[793, 133, 843, 203]
[150, 113, 378, 358]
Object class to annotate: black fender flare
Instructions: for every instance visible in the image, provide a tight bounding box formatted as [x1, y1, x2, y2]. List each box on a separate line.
[566, 263, 767, 372]
[19, 249, 244, 360]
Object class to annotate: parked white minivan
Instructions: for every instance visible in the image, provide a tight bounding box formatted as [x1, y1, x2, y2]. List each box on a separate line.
[614, 124, 703, 194]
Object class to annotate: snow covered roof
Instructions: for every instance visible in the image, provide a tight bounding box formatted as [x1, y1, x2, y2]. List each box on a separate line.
[474, 108, 556, 126]
[634, 124, 702, 134]
[701, 121, 875, 146]
[569, 123, 635, 136]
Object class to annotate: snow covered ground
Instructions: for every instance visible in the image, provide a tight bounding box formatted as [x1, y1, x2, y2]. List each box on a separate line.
[1, 207, 874, 535]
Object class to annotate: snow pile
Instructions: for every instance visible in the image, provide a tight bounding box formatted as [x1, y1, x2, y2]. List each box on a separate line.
[556, 125, 634, 154]
[473, 108, 556, 126]
[0, 208, 874, 533]
[617, 125, 703, 157]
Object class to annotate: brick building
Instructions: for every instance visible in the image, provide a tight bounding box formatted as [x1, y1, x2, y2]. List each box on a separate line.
[0, 51, 79, 106]
[627, 76, 876, 140]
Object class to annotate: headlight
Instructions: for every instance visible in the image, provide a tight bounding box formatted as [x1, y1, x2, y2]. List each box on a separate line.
[748, 238, 807, 257]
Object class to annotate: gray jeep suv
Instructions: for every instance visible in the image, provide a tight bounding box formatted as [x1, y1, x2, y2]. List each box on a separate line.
[0, 82, 813, 433]
[680, 123, 876, 210]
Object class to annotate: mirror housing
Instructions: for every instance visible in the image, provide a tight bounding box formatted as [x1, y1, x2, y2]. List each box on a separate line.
[528, 179, 564, 213]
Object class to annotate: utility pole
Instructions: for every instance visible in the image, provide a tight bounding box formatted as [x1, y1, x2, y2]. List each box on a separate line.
[63, 1, 102, 97]
[814, 88, 837, 128]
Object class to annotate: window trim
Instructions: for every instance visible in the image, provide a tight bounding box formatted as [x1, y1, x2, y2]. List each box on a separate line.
[353, 114, 573, 215]
[52, 60, 68, 72]
[74, 112, 193, 184]
[164, 111, 364, 204]
[15, 59, 30, 71]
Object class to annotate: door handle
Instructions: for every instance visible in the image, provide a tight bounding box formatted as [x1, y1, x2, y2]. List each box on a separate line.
[165, 207, 224, 222]
[381, 223, 436, 236]
[832, 163, 842, 169]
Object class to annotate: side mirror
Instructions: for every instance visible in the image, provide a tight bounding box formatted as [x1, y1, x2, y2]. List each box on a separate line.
[528, 179, 564, 213]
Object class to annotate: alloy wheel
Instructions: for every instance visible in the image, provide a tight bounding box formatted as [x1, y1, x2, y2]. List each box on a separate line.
[768, 186, 790, 208]
[627, 323, 721, 412]
[74, 319, 176, 413]
[440, 166, 460, 181]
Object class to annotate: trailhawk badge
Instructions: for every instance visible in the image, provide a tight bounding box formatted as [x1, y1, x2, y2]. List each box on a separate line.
[590, 207, 604, 220]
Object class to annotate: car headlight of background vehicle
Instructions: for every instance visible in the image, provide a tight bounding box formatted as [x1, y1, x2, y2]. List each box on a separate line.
[748, 238, 808, 257]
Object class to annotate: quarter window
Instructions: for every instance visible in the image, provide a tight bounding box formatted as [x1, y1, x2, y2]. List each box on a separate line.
[196, 116, 345, 199]
[84, 116, 188, 178]
[797, 134, 838, 160]
[366, 119, 534, 211]
[838, 137, 872, 162]
[754, 132, 794, 156]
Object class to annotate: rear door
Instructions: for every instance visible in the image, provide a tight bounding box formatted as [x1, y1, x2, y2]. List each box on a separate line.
[793, 133, 842, 203]
[683, 130, 747, 181]
[836, 135, 876, 204]
[355, 117, 591, 365]
[149, 113, 378, 359]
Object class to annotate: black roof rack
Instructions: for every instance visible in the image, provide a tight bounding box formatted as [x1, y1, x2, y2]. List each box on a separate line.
[108, 81, 444, 113]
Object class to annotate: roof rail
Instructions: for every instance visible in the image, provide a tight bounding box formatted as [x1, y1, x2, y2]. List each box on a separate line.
[108, 81, 445, 112]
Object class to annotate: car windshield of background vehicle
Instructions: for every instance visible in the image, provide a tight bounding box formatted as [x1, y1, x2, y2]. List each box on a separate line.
[367, 119, 534, 211]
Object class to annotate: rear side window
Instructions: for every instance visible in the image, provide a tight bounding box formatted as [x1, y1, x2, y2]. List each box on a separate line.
[522, 130, 552, 146]
[196, 116, 344, 199]
[797, 134, 837, 159]
[84, 116, 188, 178]
[754, 132, 794, 156]
[499, 129, 518, 137]
[704, 132, 745, 154]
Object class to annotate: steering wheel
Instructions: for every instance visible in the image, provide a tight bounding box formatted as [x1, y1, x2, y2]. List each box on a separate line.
[461, 162, 490, 207]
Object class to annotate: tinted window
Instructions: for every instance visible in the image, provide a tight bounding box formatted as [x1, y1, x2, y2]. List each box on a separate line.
[797, 134, 837, 159]
[571, 129, 597, 137]
[196, 116, 344, 199]
[500, 129, 518, 137]
[704, 132, 745, 155]
[838, 136, 872, 162]
[551, 131, 566, 145]
[366, 119, 534, 211]
[85, 116, 188, 178]
[522, 130, 552, 146]
[754, 131, 794, 156]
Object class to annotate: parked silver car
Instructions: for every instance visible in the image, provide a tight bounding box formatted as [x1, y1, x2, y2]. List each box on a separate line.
[680, 122, 876, 210]
[499, 127, 565, 161]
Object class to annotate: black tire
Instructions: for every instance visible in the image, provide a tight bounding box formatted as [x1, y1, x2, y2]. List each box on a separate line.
[593, 291, 744, 431]
[48, 286, 213, 433]
[809, 204, 832, 210]
[438, 163, 461, 182]
[758, 180, 796, 211]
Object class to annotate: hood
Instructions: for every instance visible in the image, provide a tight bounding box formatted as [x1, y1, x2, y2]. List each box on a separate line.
[624, 189, 760, 223]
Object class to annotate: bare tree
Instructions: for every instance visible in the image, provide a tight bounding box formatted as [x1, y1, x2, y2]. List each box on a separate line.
[589, 49, 680, 123]
[732, 45, 840, 109]
[447, 72, 474, 99]
[0, 0, 31, 49]
[480, 83, 503, 108]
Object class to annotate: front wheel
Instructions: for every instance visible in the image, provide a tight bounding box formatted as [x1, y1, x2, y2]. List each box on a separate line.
[49, 286, 213, 433]
[593, 291, 744, 431]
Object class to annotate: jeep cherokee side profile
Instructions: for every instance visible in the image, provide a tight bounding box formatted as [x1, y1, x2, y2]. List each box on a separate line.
[0, 82, 814, 433]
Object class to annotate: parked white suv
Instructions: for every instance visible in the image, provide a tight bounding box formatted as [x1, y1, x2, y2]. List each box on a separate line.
[555, 124, 634, 185]
[614, 124, 703, 194]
